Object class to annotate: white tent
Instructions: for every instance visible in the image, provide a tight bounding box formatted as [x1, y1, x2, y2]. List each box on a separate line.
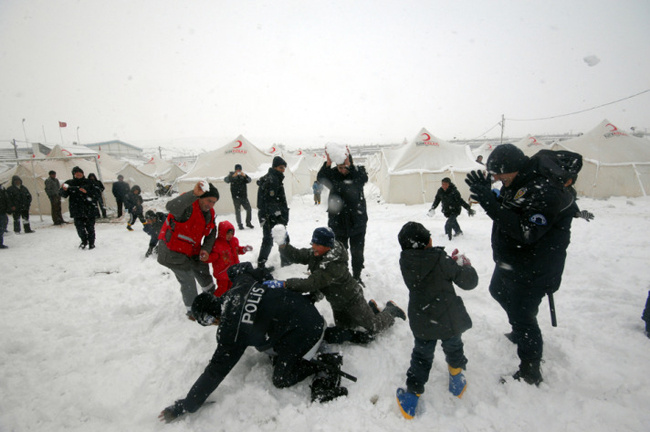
[176, 135, 288, 215]
[377, 128, 483, 204]
[551, 119, 650, 198]
[115, 164, 157, 196]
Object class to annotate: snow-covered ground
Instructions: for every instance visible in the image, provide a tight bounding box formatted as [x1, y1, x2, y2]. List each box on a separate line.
[1, 186, 649, 431]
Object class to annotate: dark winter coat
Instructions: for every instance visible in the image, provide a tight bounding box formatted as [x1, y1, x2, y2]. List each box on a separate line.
[224, 172, 251, 199]
[487, 154, 578, 288]
[280, 240, 364, 311]
[124, 186, 143, 214]
[112, 180, 130, 201]
[143, 212, 166, 247]
[317, 162, 368, 237]
[44, 177, 61, 200]
[431, 183, 471, 218]
[256, 168, 289, 226]
[400, 247, 478, 340]
[7, 176, 32, 212]
[0, 185, 9, 215]
[87, 176, 105, 200]
[60, 176, 97, 218]
[181, 263, 324, 412]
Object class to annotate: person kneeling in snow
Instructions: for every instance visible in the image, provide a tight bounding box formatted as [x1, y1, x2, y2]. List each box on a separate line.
[395, 222, 478, 419]
[159, 262, 348, 423]
[265, 226, 406, 345]
[143, 210, 167, 257]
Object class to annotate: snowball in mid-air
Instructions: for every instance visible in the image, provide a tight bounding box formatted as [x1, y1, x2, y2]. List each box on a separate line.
[200, 179, 209, 192]
[583, 55, 600, 67]
[326, 142, 348, 165]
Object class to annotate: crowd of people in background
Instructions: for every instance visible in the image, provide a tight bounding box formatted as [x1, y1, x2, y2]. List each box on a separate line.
[3, 146, 649, 425]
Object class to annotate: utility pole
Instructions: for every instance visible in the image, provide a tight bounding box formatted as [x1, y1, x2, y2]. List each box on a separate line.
[12, 139, 18, 158]
[500, 114, 505, 144]
[159, 146, 162, 158]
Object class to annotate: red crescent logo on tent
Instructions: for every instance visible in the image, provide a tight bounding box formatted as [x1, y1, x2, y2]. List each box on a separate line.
[270, 147, 276, 153]
[234, 140, 243, 149]
[297, 150, 302, 155]
[62, 149, 72, 156]
[422, 133, 431, 141]
[530, 137, 538, 145]
[606, 123, 618, 132]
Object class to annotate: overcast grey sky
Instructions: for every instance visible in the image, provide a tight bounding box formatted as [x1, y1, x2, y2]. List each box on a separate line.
[1, 0, 649, 151]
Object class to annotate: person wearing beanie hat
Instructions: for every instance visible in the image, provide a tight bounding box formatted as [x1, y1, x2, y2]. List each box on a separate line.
[61, 166, 97, 248]
[427, 178, 475, 240]
[158, 181, 219, 319]
[44, 170, 66, 225]
[272, 156, 287, 168]
[124, 185, 146, 231]
[465, 144, 581, 386]
[266, 226, 406, 345]
[395, 221, 478, 419]
[256, 157, 290, 268]
[317, 146, 369, 284]
[224, 164, 253, 230]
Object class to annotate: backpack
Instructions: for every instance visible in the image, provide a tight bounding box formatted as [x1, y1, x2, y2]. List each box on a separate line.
[531, 150, 583, 188]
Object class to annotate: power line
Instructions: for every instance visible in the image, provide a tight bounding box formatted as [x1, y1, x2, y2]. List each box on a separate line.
[508, 89, 650, 122]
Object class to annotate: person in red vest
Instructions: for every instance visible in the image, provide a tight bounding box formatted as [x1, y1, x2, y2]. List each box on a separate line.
[207, 220, 253, 297]
[158, 181, 220, 320]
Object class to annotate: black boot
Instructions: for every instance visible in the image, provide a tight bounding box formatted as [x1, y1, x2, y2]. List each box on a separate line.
[513, 360, 543, 386]
[24, 223, 35, 233]
[385, 301, 407, 320]
[13, 220, 20, 233]
[311, 352, 347, 403]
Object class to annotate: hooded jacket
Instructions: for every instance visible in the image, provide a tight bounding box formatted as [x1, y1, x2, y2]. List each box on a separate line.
[208, 220, 246, 295]
[7, 176, 32, 212]
[431, 182, 471, 217]
[400, 246, 478, 340]
[280, 240, 364, 310]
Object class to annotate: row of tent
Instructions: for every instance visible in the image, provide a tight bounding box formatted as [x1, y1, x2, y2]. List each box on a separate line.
[370, 119, 650, 203]
[2, 119, 648, 219]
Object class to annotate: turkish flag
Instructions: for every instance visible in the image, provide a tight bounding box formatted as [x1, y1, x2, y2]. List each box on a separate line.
[58, 121, 67, 127]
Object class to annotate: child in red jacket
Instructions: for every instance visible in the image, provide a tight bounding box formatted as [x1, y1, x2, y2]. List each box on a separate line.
[208, 220, 253, 296]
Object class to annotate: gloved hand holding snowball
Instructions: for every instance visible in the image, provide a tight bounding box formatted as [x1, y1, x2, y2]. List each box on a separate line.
[451, 248, 472, 267]
[272, 225, 288, 246]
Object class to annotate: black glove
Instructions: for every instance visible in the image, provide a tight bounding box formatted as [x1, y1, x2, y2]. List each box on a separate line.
[465, 170, 491, 189]
[469, 184, 497, 210]
[576, 210, 594, 222]
[468, 208, 476, 217]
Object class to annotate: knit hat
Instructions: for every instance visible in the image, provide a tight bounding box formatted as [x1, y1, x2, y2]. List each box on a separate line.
[486, 144, 529, 175]
[272, 156, 287, 168]
[200, 182, 220, 200]
[71, 166, 84, 175]
[398, 222, 431, 250]
[311, 227, 335, 248]
[191, 292, 223, 326]
[234, 164, 242, 171]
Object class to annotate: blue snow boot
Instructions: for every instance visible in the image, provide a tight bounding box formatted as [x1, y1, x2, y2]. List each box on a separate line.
[448, 365, 467, 398]
[396, 388, 419, 419]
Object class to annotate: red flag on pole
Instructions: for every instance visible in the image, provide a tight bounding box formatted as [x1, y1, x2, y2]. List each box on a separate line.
[58, 121, 67, 128]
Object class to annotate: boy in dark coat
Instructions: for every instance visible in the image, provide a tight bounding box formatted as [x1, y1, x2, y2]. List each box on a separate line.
[256, 156, 290, 268]
[395, 221, 478, 419]
[224, 164, 253, 230]
[7, 175, 35, 233]
[87, 173, 107, 219]
[61, 166, 97, 249]
[125, 185, 145, 231]
[428, 177, 474, 240]
[143, 210, 166, 257]
[158, 263, 348, 423]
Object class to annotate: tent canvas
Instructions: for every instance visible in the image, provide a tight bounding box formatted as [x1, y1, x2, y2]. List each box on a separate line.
[551, 119, 650, 198]
[176, 135, 290, 215]
[378, 128, 483, 204]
